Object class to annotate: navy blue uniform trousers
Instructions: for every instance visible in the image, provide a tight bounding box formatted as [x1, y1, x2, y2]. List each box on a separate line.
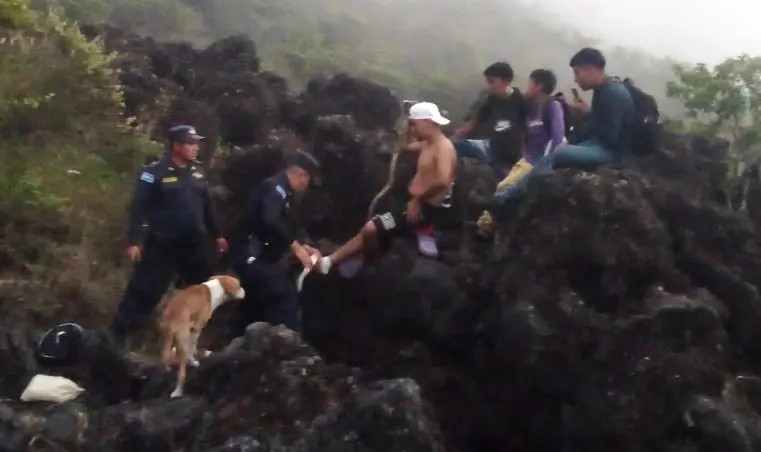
[232, 258, 299, 335]
[112, 235, 213, 335]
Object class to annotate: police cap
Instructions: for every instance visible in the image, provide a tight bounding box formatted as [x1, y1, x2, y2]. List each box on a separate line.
[167, 125, 204, 144]
[286, 151, 323, 187]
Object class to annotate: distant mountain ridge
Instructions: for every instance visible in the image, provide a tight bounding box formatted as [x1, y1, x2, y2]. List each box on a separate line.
[33, 0, 685, 117]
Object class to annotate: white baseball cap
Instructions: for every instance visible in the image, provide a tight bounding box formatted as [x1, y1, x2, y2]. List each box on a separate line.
[408, 102, 450, 125]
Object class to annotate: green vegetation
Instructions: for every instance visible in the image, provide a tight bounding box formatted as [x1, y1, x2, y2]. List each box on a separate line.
[0, 1, 154, 324]
[666, 56, 761, 176]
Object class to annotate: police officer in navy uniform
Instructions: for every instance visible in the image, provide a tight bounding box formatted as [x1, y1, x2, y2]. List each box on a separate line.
[229, 151, 323, 335]
[111, 125, 228, 343]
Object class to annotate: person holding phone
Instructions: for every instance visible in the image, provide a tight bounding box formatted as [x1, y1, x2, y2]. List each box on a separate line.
[478, 48, 634, 207]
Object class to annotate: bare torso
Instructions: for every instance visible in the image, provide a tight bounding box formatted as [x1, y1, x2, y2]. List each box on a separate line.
[408, 136, 457, 206]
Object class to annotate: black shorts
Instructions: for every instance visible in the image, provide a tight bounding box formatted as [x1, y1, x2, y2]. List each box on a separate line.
[371, 203, 448, 240]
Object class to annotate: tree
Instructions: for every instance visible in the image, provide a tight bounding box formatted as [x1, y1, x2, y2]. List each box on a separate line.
[0, 0, 35, 29]
[667, 55, 761, 177]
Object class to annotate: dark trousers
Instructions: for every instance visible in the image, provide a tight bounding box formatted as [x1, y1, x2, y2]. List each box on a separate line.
[232, 258, 299, 336]
[111, 235, 213, 336]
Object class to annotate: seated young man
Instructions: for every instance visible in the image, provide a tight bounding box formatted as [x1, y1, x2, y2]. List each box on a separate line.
[452, 62, 527, 179]
[493, 48, 634, 202]
[317, 102, 457, 278]
[477, 69, 566, 231]
[497, 69, 565, 191]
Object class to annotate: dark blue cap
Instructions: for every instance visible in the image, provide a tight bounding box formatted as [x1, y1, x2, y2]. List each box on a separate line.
[286, 151, 323, 187]
[167, 125, 204, 144]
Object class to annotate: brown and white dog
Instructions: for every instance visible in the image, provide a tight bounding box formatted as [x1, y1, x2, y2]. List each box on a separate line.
[159, 275, 245, 398]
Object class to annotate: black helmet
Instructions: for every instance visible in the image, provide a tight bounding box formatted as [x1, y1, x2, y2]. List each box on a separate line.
[36, 322, 85, 366]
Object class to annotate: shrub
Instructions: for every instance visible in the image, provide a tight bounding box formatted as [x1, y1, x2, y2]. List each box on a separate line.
[0, 8, 155, 326]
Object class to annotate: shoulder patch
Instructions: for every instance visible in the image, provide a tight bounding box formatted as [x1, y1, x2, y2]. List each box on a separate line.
[275, 185, 287, 199]
[140, 172, 155, 183]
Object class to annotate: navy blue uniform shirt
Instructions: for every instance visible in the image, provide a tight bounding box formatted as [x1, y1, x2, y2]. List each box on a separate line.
[230, 173, 306, 262]
[126, 156, 220, 245]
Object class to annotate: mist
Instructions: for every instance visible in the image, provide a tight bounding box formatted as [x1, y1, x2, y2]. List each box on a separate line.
[527, 0, 761, 64]
[36, 0, 757, 117]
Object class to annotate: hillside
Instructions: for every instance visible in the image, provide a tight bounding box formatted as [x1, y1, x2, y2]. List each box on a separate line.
[29, 0, 685, 118]
[9, 1, 761, 451]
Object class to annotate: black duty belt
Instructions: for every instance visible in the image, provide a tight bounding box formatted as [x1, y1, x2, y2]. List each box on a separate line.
[147, 231, 204, 244]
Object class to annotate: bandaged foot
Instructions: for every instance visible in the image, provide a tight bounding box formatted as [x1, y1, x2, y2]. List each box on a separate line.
[170, 387, 183, 398]
[188, 358, 199, 367]
[317, 256, 332, 274]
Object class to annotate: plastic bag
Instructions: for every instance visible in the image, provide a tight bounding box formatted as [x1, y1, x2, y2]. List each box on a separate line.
[20, 374, 84, 403]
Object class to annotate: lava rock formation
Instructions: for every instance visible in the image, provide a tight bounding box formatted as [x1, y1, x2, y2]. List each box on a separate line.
[1, 26, 761, 451]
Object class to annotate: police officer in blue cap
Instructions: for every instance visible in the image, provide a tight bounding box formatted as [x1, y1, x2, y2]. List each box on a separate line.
[110, 125, 227, 343]
[229, 151, 323, 334]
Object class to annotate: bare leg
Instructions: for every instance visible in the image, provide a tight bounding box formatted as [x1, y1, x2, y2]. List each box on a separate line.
[318, 221, 378, 274]
[333, 222, 377, 264]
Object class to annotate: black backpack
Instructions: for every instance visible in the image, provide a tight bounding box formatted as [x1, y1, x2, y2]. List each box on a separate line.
[622, 81, 661, 154]
[542, 99, 574, 141]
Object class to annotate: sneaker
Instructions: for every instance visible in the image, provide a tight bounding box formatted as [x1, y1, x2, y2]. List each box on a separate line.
[416, 233, 439, 257]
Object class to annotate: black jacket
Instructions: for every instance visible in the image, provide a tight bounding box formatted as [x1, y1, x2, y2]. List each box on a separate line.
[229, 173, 305, 262]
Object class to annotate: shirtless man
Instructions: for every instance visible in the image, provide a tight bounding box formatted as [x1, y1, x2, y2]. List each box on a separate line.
[317, 102, 456, 277]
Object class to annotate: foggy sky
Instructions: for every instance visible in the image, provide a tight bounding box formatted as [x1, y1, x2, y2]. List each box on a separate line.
[526, 0, 761, 64]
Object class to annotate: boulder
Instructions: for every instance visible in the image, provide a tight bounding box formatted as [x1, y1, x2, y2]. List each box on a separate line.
[53, 27, 761, 452]
[302, 73, 401, 131]
[0, 324, 446, 451]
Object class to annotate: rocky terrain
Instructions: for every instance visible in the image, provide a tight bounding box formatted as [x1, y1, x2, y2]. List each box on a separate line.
[2, 26, 761, 451]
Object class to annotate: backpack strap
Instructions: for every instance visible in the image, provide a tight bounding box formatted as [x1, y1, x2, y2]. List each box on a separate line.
[542, 100, 553, 136]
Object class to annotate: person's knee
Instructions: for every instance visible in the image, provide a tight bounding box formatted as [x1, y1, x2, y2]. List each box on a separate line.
[552, 144, 574, 158]
[453, 139, 470, 150]
[549, 145, 582, 167]
[454, 139, 487, 160]
[361, 220, 378, 238]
